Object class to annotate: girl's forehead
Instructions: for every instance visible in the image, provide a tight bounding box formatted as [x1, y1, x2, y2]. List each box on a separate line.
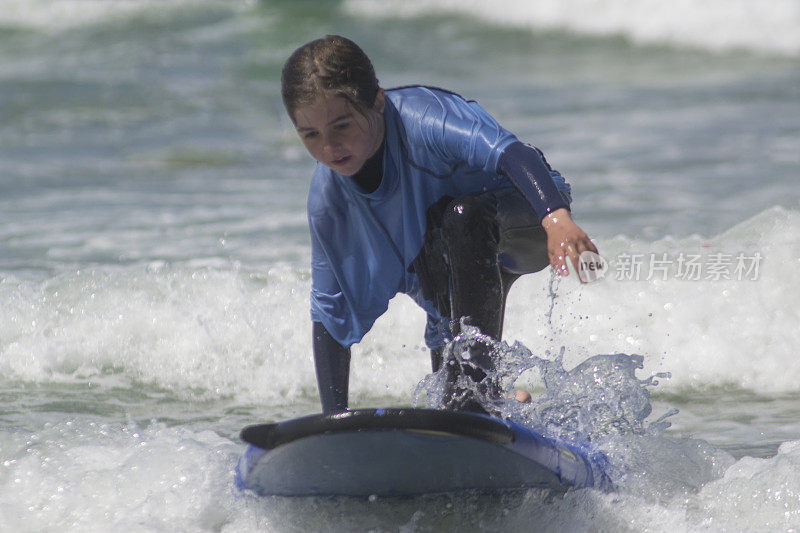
[294, 95, 354, 127]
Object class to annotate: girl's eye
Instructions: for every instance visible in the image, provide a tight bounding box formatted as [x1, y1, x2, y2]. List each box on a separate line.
[333, 122, 350, 131]
[302, 131, 319, 140]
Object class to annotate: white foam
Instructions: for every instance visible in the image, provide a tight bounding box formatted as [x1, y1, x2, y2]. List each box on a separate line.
[695, 439, 800, 529]
[1, 207, 798, 401]
[345, 0, 800, 56]
[0, 264, 318, 404]
[0, 0, 237, 31]
[503, 206, 800, 394]
[0, 419, 242, 532]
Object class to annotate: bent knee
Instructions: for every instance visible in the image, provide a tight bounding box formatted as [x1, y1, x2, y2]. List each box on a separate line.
[442, 196, 492, 232]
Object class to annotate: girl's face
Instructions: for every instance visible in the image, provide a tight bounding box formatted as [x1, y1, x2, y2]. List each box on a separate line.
[293, 90, 385, 177]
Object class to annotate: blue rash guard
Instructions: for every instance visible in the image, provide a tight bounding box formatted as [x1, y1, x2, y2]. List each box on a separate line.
[308, 86, 570, 350]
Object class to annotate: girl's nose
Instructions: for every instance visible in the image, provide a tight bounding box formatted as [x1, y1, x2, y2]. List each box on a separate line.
[323, 135, 341, 154]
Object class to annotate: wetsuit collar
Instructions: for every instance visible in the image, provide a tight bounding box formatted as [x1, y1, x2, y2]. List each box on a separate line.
[335, 98, 400, 202]
[351, 137, 385, 194]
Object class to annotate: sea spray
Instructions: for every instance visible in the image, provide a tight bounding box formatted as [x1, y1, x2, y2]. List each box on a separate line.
[415, 325, 734, 501]
[415, 324, 672, 441]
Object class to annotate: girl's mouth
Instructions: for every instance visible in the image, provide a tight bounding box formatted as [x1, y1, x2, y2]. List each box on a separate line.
[331, 156, 351, 166]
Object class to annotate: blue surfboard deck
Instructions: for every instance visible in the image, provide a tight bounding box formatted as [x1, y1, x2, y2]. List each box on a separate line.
[235, 408, 612, 497]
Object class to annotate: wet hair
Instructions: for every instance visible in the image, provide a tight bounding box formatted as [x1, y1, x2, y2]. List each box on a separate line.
[281, 35, 380, 122]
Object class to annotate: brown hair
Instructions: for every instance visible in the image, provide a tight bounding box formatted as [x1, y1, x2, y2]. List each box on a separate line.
[281, 35, 380, 122]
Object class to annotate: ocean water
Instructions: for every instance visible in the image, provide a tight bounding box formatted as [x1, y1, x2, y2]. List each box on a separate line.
[1, 0, 799, 531]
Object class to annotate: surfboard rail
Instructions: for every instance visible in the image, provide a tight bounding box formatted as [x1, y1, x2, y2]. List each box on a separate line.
[240, 407, 514, 449]
[236, 408, 612, 497]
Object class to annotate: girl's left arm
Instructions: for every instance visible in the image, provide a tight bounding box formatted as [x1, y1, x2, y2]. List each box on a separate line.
[497, 141, 598, 279]
[417, 90, 599, 278]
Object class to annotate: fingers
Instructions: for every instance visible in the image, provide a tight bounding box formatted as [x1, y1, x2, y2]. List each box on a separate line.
[566, 242, 582, 275]
[550, 235, 600, 280]
[549, 247, 569, 276]
[544, 218, 600, 280]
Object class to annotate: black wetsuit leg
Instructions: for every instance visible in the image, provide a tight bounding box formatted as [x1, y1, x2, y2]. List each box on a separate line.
[493, 187, 552, 277]
[417, 189, 554, 354]
[436, 196, 504, 411]
[312, 321, 351, 414]
[415, 184, 568, 411]
[440, 192, 547, 342]
[423, 188, 565, 411]
[430, 347, 443, 373]
[441, 195, 504, 340]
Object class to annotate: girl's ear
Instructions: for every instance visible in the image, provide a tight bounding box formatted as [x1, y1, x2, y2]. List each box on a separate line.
[373, 88, 386, 114]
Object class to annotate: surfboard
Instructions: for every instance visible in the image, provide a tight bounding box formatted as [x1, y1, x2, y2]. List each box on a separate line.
[235, 408, 611, 497]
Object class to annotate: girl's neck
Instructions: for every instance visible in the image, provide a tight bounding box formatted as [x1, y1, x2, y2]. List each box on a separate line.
[351, 135, 385, 193]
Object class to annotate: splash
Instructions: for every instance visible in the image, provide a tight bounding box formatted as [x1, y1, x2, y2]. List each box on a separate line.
[414, 325, 735, 499]
[416, 323, 673, 444]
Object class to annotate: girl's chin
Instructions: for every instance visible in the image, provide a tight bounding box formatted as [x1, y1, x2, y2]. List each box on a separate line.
[332, 158, 362, 175]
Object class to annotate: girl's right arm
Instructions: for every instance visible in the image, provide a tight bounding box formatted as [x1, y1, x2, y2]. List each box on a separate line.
[312, 321, 351, 414]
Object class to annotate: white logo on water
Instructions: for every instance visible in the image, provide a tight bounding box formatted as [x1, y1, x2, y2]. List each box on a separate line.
[578, 251, 607, 283]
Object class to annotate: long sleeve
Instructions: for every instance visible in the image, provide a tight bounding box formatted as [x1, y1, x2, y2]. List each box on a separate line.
[497, 141, 570, 221]
[312, 321, 351, 414]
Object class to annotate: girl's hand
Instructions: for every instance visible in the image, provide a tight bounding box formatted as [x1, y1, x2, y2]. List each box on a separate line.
[541, 208, 599, 280]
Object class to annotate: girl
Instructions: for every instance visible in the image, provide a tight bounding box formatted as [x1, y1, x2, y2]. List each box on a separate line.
[282, 35, 599, 415]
